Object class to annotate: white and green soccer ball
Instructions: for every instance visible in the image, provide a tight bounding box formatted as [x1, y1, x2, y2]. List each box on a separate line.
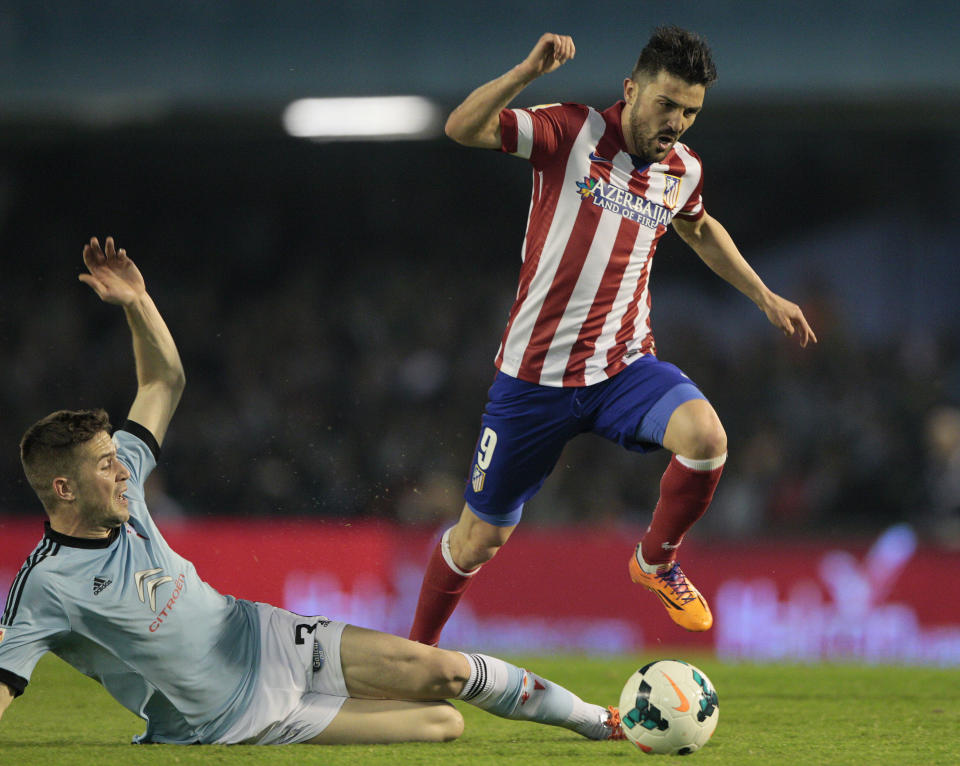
[618, 659, 719, 755]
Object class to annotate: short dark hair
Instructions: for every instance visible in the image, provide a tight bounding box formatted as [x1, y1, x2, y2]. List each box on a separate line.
[20, 409, 112, 495]
[632, 26, 718, 87]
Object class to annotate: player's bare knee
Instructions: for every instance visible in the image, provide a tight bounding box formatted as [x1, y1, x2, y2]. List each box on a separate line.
[685, 417, 726, 460]
[427, 702, 464, 742]
[699, 423, 727, 459]
[425, 648, 470, 698]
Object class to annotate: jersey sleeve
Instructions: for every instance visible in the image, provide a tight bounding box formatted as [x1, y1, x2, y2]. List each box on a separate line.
[113, 421, 159, 495]
[0, 568, 69, 696]
[499, 103, 585, 169]
[674, 146, 706, 222]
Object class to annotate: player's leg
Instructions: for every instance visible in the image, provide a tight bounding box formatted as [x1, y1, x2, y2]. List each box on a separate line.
[408, 372, 576, 645]
[236, 606, 462, 746]
[448, 500, 517, 571]
[407, 502, 516, 645]
[660, 396, 727, 459]
[337, 624, 617, 740]
[588, 358, 724, 631]
[644, 396, 727, 563]
[307, 698, 463, 744]
[628, 396, 726, 631]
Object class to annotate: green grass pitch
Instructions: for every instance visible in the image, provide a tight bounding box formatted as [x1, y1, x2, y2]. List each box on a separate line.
[2, 653, 958, 765]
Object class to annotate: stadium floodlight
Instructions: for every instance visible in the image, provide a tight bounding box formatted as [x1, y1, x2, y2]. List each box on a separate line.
[282, 96, 442, 141]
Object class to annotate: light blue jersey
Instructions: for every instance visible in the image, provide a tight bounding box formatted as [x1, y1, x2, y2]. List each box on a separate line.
[0, 424, 260, 744]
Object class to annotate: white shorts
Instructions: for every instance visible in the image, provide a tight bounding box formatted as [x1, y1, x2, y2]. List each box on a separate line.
[215, 603, 349, 745]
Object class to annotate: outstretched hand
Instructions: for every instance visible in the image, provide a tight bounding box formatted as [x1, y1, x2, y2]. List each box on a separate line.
[78, 236, 146, 306]
[518, 33, 575, 81]
[762, 293, 818, 348]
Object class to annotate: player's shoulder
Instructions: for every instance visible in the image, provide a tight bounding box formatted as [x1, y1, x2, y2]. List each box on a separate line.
[521, 100, 584, 111]
[10, 535, 65, 577]
[114, 422, 160, 462]
[673, 141, 703, 166]
[1, 535, 66, 623]
[113, 421, 160, 485]
[518, 101, 591, 120]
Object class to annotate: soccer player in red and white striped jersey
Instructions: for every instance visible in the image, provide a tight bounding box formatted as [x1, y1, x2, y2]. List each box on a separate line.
[409, 28, 816, 643]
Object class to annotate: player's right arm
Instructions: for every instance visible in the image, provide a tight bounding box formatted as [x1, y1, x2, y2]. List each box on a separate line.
[445, 33, 575, 149]
[0, 681, 12, 722]
[79, 237, 186, 447]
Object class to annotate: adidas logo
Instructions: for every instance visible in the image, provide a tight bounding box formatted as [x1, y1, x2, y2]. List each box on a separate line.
[93, 576, 113, 596]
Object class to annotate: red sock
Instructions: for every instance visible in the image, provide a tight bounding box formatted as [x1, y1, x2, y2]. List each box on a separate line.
[408, 533, 477, 645]
[640, 455, 724, 566]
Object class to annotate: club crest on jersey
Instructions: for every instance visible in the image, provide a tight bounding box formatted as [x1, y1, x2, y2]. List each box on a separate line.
[472, 465, 486, 493]
[662, 174, 681, 209]
[575, 175, 672, 230]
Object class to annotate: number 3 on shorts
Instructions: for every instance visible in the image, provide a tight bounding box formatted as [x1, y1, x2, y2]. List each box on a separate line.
[476, 427, 498, 470]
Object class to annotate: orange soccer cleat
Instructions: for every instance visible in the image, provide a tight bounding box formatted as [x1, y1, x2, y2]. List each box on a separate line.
[628, 545, 713, 631]
[604, 706, 627, 740]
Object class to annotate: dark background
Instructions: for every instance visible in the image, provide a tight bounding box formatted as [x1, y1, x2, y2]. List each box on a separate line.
[1, 1, 958, 544]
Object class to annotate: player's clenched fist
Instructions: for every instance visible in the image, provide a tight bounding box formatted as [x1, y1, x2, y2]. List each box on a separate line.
[518, 33, 575, 81]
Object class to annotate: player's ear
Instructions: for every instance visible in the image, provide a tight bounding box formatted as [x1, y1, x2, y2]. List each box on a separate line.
[623, 77, 636, 103]
[52, 476, 76, 502]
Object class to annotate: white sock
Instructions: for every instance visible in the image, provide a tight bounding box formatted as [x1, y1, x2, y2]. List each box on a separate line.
[441, 527, 480, 577]
[635, 543, 672, 574]
[676, 452, 727, 471]
[457, 653, 611, 739]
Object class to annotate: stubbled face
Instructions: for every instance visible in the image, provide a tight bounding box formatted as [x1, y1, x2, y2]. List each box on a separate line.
[622, 70, 705, 163]
[70, 431, 131, 532]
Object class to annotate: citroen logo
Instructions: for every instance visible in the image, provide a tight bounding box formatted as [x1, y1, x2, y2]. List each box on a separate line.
[135, 568, 173, 611]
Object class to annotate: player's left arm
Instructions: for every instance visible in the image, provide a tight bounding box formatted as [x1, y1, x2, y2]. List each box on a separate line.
[672, 213, 817, 347]
[79, 237, 186, 446]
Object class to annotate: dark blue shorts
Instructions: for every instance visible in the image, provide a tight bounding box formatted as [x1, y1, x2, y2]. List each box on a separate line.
[463, 355, 706, 527]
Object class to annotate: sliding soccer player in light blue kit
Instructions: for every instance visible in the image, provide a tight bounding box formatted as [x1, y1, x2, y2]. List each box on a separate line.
[3, 421, 262, 743]
[0, 236, 624, 745]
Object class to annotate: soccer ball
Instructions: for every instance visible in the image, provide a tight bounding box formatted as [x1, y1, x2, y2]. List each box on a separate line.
[618, 659, 719, 755]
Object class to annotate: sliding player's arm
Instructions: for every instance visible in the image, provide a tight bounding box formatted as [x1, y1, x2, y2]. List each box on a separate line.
[79, 237, 186, 446]
[445, 33, 575, 149]
[672, 213, 817, 347]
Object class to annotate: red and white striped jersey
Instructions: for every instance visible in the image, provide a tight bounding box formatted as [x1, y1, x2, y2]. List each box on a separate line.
[495, 100, 706, 387]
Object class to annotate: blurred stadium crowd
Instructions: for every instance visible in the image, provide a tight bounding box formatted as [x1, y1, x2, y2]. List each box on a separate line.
[0, 106, 957, 545]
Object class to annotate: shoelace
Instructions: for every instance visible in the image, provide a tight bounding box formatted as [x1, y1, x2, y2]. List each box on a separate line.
[605, 706, 627, 740]
[657, 563, 697, 604]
